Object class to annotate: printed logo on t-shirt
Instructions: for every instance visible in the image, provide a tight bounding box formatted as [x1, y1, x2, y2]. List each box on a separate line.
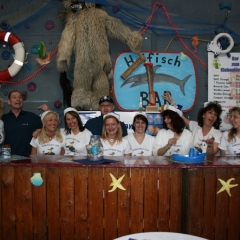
[165, 145, 182, 156]
[66, 141, 76, 153]
[43, 147, 55, 155]
[108, 152, 115, 156]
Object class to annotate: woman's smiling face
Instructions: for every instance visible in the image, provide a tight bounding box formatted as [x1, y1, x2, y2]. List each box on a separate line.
[105, 117, 119, 136]
[44, 113, 59, 132]
[65, 113, 79, 131]
[230, 110, 240, 129]
[134, 118, 147, 133]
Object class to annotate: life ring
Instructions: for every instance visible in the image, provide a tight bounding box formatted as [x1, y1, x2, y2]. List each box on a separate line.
[0, 31, 25, 81]
[213, 33, 234, 54]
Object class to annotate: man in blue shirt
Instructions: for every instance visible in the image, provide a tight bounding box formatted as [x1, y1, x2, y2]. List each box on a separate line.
[2, 90, 42, 155]
[85, 96, 128, 136]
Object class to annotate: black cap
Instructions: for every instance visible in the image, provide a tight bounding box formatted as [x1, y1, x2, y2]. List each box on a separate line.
[99, 96, 114, 105]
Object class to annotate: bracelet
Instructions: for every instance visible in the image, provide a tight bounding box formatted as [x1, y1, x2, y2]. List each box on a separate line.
[165, 144, 170, 150]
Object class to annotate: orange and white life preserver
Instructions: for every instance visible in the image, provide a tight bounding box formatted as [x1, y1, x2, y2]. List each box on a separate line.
[0, 31, 25, 81]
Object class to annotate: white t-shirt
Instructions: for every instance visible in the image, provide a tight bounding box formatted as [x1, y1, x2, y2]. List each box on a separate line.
[61, 128, 92, 156]
[0, 120, 4, 144]
[30, 137, 65, 155]
[219, 131, 240, 156]
[189, 121, 222, 153]
[126, 133, 155, 156]
[153, 128, 193, 156]
[100, 138, 132, 157]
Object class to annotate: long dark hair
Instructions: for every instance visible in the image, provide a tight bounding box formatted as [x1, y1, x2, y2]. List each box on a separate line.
[197, 102, 222, 129]
[162, 110, 185, 134]
[64, 111, 85, 134]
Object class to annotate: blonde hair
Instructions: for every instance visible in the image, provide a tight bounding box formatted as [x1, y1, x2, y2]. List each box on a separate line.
[228, 107, 240, 143]
[101, 115, 122, 143]
[39, 111, 63, 144]
[0, 98, 4, 119]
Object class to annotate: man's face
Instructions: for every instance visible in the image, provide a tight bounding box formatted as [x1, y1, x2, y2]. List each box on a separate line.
[99, 101, 114, 115]
[8, 91, 23, 110]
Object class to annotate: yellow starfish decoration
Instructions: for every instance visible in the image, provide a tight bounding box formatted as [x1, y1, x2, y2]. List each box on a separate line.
[217, 178, 238, 197]
[108, 173, 126, 192]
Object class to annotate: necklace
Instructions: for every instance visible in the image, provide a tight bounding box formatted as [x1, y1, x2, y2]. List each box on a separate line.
[46, 133, 55, 140]
[108, 136, 116, 143]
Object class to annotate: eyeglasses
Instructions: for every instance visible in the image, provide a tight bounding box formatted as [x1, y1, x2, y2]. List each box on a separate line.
[100, 104, 113, 108]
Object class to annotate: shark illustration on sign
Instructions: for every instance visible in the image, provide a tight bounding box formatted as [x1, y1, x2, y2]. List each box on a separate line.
[121, 65, 191, 95]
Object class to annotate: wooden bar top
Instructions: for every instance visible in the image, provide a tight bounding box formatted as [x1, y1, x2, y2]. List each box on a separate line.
[1, 155, 240, 168]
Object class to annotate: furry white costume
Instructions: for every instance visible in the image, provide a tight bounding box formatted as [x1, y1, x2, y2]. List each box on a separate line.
[56, 1, 143, 110]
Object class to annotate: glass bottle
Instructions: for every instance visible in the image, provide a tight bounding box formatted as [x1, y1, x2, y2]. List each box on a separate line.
[87, 135, 103, 161]
[138, 96, 143, 112]
[2, 144, 11, 159]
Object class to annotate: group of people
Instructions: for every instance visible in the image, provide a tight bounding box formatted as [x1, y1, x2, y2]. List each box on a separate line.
[2, 90, 240, 157]
[1, 91, 149, 157]
[162, 92, 240, 157]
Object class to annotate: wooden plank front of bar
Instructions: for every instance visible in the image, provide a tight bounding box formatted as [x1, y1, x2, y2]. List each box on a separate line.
[0, 155, 240, 240]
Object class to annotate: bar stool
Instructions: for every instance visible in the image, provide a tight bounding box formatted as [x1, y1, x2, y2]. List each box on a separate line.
[114, 232, 207, 240]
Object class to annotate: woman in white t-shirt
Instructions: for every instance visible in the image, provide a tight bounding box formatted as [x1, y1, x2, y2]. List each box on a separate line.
[101, 112, 131, 157]
[219, 107, 240, 156]
[62, 107, 92, 156]
[30, 111, 64, 155]
[126, 113, 155, 156]
[153, 106, 193, 156]
[164, 92, 222, 155]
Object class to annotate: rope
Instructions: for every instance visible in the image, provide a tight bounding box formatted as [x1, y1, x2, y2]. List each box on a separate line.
[165, 36, 177, 52]
[140, 2, 208, 69]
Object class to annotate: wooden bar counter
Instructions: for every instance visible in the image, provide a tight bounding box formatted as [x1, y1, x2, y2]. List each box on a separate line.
[0, 155, 240, 240]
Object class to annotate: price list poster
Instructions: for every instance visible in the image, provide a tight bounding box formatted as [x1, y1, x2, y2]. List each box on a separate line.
[208, 52, 240, 130]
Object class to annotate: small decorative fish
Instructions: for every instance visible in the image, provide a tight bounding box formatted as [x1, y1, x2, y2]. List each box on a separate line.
[179, 52, 188, 61]
[36, 52, 51, 66]
[207, 41, 221, 57]
[191, 36, 199, 52]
